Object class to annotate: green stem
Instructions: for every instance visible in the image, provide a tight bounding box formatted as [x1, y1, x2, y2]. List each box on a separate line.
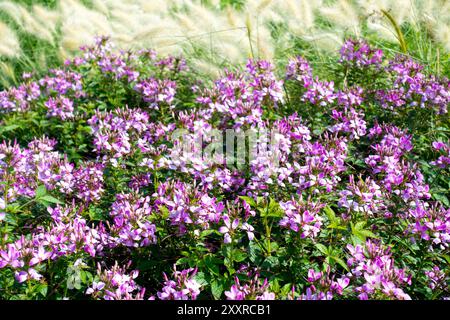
[263, 215, 271, 256]
[245, 15, 255, 60]
[381, 9, 407, 54]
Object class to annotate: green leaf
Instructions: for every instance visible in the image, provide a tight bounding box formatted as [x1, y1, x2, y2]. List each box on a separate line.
[324, 205, 346, 230]
[351, 221, 378, 242]
[332, 256, 350, 272]
[35, 185, 47, 198]
[232, 249, 247, 262]
[211, 280, 224, 300]
[79, 270, 87, 283]
[280, 283, 294, 296]
[0, 124, 19, 134]
[36, 283, 48, 297]
[203, 255, 221, 276]
[158, 206, 170, 219]
[88, 207, 104, 221]
[440, 254, 450, 265]
[200, 229, 217, 237]
[269, 278, 280, 293]
[432, 193, 449, 207]
[176, 257, 191, 266]
[266, 198, 284, 218]
[39, 195, 64, 205]
[193, 272, 208, 287]
[238, 196, 256, 207]
[262, 256, 279, 269]
[248, 241, 262, 264]
[323, 205, 336, 220]
[315, 243, 328, 255]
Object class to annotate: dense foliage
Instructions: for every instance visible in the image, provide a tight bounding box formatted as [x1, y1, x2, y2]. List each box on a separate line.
[0, 37, 449, 300]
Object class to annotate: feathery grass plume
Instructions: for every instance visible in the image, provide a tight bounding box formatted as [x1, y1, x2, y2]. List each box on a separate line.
[137, 0, 170, 13]
[0, 1, 23, 25]
[109, 8, 149, 36]
[31, 4, 60, 42]
[0, 21, 21, 58]
[279, 0, 317, 36]
[0, 1, 57, 44]
[0, 61, 16, 88]
[92, 0, 110, 15]
[185, 2, 221, 31]
[60, 0, 113, 52]
[225, 6, 244, 28]
[173, 12, 199, 33]
[214, 41, 247, 64]
[357, 0, 413, 26]
[244, 13, 255, 59]
[303, 32, 343, 52]
[256, 0, 273, 13]
[436, 25, 450, 52]
[366, 19, 397, 42]
[1, 0, 450, 85]
[190, 58, 222, 79]
[255, 25, 275, 60]
[129, 23, 180, 46]
[319, 0, 361, 35]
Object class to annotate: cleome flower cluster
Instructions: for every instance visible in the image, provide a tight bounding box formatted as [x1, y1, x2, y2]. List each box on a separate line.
[0, 37, 449, 300]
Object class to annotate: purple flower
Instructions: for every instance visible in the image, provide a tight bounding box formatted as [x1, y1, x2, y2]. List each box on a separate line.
[157, 266, 201, 300]
[134, 78, 177, 109]
[86, 281, 106, 295]
[346, 240, 411, 300]
[339, 38, 383, 68]
[279, 197, 324, 238]
[431, 141, 450, 168]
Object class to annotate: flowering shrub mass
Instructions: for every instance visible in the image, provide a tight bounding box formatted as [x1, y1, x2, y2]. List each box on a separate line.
[0, 37, 449, 300]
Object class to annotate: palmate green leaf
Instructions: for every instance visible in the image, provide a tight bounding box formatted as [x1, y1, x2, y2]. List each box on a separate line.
[248, 240, 263, 264]
[323, 205, 336, 221]
[176, 257, 191, 266]
[316, 243, 350, 272]
[324, 205, 346, 230]
[3, 214, 18, 227]
[259, 197, 284, 218]
[351, 221, 378, 242]
[34, 185, 64, 205]
[267, 198, 284, 218]
[232, 249, 248, 262]
[0, 124, 19, 134]
[200, 229, 218, 237]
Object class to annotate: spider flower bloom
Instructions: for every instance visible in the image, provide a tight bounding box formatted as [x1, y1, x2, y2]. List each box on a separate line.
[431, 141, 450, 168]
[279, 197, 324, 239]
[339, 38, 383, 68]
[346, 241, 411, 300]
[157, 266, 201, 300]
